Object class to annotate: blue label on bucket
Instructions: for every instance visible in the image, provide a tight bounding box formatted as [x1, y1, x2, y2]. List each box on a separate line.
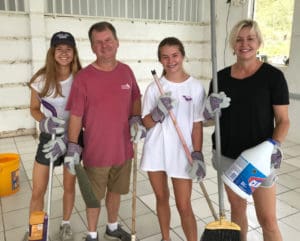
[233, 163, 267, 195]
[11, 169, 19, 190]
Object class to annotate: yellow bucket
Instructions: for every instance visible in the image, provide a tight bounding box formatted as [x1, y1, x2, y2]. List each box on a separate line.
[0, 153, 20, 197]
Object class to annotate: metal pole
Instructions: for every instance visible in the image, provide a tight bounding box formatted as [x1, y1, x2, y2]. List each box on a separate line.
[210, 0, 225, 217]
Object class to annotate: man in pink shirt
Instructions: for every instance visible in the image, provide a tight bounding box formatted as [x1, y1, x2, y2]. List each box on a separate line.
[65, 21, 144, 241]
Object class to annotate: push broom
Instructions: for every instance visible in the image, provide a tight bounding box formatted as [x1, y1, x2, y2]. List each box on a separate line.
[75, 163, 100, 208]
[151, 70, 218, 221]
[41, 99, 100, 209]
[201, 1, 240, 240]
[70, 129, 100, 208]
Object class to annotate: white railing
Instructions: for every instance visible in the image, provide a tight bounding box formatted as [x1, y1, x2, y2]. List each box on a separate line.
[0, 0, 26, 12]
[45, 0, 206, 23]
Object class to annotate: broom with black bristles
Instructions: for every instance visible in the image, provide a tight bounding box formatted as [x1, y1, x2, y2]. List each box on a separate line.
[201, 1, 241, 240]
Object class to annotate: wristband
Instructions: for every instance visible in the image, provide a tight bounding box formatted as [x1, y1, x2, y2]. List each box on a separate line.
[268, 138, 281, 146]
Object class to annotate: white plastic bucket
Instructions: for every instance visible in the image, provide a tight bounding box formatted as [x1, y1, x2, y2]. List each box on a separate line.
[222, 140, 274, 200]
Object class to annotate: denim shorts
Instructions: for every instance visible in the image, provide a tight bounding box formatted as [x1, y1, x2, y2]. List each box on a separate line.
[35, 132, 64, 166]
[211, 150, 277, 188]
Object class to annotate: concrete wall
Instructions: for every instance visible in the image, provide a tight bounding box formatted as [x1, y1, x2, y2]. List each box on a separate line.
[2, 0, 298, 142]
[284, 0, 300, 143]
[0, 12, 33, 137]
[0, 1, 213, 137]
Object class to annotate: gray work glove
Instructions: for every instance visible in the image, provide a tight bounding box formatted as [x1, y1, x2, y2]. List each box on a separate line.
[269, 139, 283, 169]
[186, 151, 206, 181]
[203, 92, 231, 120]
[129, 115, 146, 143]
[151, 92, 176, 123]
[39, 117, 65, 135]
[64, 142, 82, 175]
[43, 135, 67, 162]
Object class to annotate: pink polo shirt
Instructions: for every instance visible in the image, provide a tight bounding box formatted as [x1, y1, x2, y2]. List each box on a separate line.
[66, 62, 141, 167]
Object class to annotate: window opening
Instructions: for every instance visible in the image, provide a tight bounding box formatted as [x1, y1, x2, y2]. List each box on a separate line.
[45, 0, 205, 23]
[254, 0, 294, 66]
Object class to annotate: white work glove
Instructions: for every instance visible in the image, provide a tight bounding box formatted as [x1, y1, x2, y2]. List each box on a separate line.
[269, 139, 283, 169]
[129, 116, 146, 143]
[203, 92, 231, 120]
[39, 117, 66, 135]
[43, 135, 67, 163]
[186, 151, 206, 181]
[64, 143, 82, 175]
[151, 92, 177, 123]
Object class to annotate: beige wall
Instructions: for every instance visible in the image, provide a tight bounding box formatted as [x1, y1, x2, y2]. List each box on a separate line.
[284, 0, 300, 143]
[0, 2, 211, 137]
[1, 0, 298, 143]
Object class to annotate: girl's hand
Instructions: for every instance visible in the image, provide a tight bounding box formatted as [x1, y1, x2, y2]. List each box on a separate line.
[39, 116, 66, 134]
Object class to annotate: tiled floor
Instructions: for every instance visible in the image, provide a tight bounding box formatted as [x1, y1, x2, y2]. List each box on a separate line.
[1, 126, 300, 241]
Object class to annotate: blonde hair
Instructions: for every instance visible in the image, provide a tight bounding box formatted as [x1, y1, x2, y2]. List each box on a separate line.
[29, 45, 82, 98]
[229, 19, 263, 50]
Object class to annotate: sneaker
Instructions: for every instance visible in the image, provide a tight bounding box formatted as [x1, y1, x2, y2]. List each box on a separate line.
[59, 223, 73, 241]
[85, 234, 99, 241]
[104, 225, 131, 241]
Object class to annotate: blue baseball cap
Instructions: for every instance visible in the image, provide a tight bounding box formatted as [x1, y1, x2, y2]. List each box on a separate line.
[50, 31, 76, 47]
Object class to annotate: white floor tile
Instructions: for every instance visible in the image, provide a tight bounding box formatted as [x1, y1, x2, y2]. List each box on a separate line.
[277, 190, 300, 210]
[1, 134, 300, 241]
[278, 219, 300, 239]
[247, 229, 263, 241]
[280, 212, 300, 231]
[284, 156, 300, 168]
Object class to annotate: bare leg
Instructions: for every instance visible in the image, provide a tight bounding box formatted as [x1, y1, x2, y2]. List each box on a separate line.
[86, 208, 101, 232]
[29, 161, 49, 213]
[172, 178, 197, 241]
[225, 185, 248, 241]
[253, 185, 282, 241]
[62, 166, 76, 221]
[106, 191, 121, 223]
[148, 171, 171, 241]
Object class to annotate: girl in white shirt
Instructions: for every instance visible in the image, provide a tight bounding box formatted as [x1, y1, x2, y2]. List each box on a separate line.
[141, 37, 206, 241]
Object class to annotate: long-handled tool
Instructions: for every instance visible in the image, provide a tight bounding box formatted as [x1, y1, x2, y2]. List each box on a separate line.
[28, 134, 55, 241]
[42, 101, 58, 241]
[201, 1, 240, 240]
[29, 100, 58, 241]
[74, 129, 100, 208]
[45, 133, 55, 241]
[42, 99, 99, 209]
[75, 164, 100, 208]
[151, 70, 218, 221]
[131, 142, 138, 241]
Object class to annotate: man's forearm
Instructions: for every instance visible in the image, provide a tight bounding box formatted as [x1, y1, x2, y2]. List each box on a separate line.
[68, 115, 83, 143]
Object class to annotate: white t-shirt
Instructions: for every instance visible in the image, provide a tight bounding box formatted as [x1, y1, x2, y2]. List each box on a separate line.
[140, 76, 206, 178]
[30, 74, 73, 121]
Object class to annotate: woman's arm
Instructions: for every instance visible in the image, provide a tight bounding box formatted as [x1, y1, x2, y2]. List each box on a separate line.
[29, 89, 44, 122]
[192, 121, 203, 151]
[272, 104, 290, 143]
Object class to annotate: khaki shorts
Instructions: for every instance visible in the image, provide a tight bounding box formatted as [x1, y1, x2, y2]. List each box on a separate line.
[85, 159, 132, 201]
[212, 150, 277, 188]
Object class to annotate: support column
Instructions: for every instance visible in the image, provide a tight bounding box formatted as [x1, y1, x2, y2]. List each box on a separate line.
[285, 0, 300, 142]
[28, 0, 46, 133]
[28, 0, 46, 74]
